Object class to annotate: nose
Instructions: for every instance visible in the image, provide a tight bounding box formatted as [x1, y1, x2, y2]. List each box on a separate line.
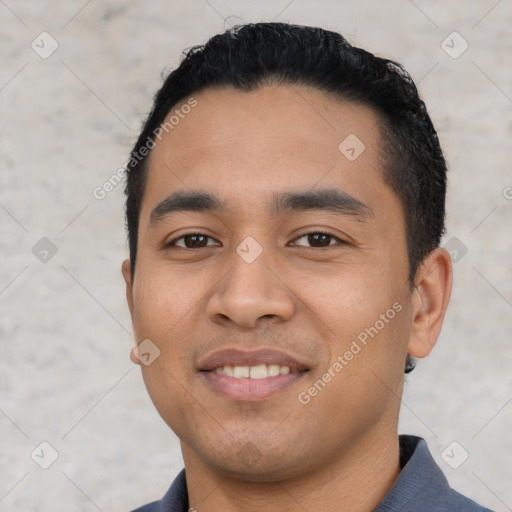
[206, 249, 295, 329]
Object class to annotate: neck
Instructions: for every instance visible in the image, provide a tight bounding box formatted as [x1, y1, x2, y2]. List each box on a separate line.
[182, 430, 401, 512]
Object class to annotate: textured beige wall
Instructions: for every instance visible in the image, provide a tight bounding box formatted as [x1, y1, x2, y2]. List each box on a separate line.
[1, 1, 511, 510]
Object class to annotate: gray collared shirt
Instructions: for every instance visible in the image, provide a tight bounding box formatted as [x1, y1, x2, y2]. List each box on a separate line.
[131, 435, 494, 511]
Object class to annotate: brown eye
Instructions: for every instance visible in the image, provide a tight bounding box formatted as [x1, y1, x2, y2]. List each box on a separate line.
[168, 234, 220, 249]
[307, 233, 332, 247]
[293, 232, 341, 248]
[183, 235, 208, 248]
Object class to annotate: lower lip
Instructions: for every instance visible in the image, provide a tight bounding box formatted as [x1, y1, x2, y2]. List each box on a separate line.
[200, 371, 307, 401]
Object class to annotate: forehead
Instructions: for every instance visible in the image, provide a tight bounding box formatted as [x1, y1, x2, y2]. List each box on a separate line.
[141, 85, 398, 224]
[151, 85, 380, 160]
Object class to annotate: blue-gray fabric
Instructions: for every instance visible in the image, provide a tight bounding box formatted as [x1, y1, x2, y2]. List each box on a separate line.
[131, 435, 493, 511]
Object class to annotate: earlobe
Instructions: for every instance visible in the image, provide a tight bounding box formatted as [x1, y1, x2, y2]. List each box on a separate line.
[407, 248, 453, 359]
[121, 258, 134, 318]
[130, 341, 142, 366]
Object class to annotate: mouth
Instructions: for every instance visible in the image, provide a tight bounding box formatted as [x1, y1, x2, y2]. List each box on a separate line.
[198, 349, 310, 401]
[210, 363, 302, 378]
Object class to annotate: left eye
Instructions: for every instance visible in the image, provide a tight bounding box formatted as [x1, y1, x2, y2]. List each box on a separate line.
[291, 232, 342, 248]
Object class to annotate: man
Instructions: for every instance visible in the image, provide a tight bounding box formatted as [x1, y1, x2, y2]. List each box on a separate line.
[121, 22, 493, 511]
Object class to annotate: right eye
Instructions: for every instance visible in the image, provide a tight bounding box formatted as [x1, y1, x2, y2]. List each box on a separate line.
[166, 233, 221, 249]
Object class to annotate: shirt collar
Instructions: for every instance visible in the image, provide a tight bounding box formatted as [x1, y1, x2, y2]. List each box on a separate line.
[375, 435, 450, 511]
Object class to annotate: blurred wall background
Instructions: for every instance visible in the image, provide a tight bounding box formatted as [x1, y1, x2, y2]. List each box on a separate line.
[1, 1, 511, 510]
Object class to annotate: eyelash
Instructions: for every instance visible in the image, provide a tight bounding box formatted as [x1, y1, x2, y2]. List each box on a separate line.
[166, 231, 346, 249]
[291, 231, 345, 248]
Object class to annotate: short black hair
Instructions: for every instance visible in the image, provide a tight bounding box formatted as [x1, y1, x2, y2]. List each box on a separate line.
[124, 22, 448, 373]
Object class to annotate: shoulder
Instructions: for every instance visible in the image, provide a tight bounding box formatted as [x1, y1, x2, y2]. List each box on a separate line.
[376, 436, 495, 512]
[445, 488, 495, 512]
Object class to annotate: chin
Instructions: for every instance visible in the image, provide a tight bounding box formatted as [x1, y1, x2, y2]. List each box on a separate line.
[201, 445, 317, 483]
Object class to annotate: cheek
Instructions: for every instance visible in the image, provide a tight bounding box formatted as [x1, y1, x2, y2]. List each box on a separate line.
[294, 264, 410, 385]
[289, 261, 390, 329]
[140, 360, 209, 447]
[131, 263, 204, 340]
[132, 265, 207, 437]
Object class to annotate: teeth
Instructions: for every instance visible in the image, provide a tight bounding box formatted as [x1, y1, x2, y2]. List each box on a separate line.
[268, 364, 280, 377]
[233, 366, 249, 378]
[213, 364, 296, 379]
[249, 364, 268, 379]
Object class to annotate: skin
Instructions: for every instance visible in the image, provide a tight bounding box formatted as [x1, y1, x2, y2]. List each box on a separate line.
[122, 84, 452, 512]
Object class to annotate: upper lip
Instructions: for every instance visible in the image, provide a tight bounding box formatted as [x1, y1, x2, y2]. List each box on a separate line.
[198, 348, 310, 372]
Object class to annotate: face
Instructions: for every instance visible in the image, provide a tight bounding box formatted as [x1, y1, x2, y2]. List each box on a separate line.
[123, 85, 419, 481]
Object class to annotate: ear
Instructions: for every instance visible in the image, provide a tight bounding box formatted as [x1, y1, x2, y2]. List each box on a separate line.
[121, 259, 141, 366]
[407, 248, 453, 359]
[121, 259, 134, 317]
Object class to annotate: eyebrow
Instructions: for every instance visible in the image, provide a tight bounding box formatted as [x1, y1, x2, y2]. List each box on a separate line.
[269, 189, 373, 219]
[150, 191, 226, 225]
[149, 188, 373, 225]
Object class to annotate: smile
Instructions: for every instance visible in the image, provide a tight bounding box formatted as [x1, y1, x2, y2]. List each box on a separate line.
[198, 348, 310, 401]
[210, 364, 299, 379]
